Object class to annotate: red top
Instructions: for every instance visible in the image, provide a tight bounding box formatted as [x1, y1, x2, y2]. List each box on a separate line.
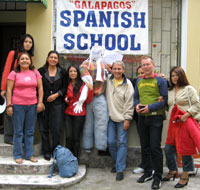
[64, 82, 93, 116]
[1, 50, 20, 91]
[166, 104, 200, 155]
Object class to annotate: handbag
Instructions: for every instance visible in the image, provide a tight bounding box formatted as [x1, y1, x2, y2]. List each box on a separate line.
[187, 86, 200, 120]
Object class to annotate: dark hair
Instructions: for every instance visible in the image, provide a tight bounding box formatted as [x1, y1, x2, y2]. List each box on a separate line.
[15, 52, 35, 72]
[19, 34, 34, 56]
[136, 65, 142, 73]
[67, 65, 83, 96]
[169, 66, 189, 90]
[45, 50, 59, 67]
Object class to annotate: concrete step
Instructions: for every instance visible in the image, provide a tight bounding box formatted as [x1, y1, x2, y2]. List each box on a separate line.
[0, 156, 51, 175]
[0, 134, 42, 157]
[0, 165, 86, 189]
[0, 142, 42, 157]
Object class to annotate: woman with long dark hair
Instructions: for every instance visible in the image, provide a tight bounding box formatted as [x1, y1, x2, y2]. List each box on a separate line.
[64, 65, 93, 158]
[1, 34, 35, 144]
[38, 50, 68, 161]
[6, 52, 44, 164]
[162, 66, 200, 188]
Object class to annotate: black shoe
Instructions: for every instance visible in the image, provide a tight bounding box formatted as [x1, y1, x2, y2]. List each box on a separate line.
[98, 149, 110, 156]
[137, 173, 153, 183]
[174, 178, 189, 188]
[151, 178, 161, 189]
[111, 167, 116, 173]
[43, 154, 51, 161]
[116, 172, 124, 181]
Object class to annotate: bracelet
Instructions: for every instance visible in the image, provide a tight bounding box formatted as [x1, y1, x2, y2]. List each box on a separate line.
[6, 104, 13, 108]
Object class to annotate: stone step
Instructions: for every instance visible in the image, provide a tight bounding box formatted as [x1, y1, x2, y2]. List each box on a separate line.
[0, 165, 86, 189]
[0, 142, 13, 156]
[0, 142, 42, 157]
[0, 156, 51, 175]
[0, 142, 42, 158]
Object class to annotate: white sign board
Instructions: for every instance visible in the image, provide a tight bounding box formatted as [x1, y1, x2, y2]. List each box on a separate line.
[56, 0, 148, 54]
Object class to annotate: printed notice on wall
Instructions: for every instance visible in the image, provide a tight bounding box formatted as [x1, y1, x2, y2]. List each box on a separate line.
[56, 0, 148, 54]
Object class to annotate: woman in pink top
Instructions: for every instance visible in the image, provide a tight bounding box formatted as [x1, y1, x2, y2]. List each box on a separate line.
[6, 52, 44, 164]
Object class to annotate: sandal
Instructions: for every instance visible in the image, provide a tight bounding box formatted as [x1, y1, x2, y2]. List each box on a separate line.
[15, 158, 23, 164]
[162, 171, 176, 181]
[29, 156, 38, 163]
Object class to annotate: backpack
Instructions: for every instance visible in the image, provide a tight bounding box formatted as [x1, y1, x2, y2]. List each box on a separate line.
[48, 145, 78, 178]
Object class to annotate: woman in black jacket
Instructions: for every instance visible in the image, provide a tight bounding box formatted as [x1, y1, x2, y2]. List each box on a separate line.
[38, 50, 68, 161]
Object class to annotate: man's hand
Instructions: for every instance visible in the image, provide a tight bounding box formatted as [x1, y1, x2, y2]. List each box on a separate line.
[136, 104, 149, 113]
[158, 96, 164, 102]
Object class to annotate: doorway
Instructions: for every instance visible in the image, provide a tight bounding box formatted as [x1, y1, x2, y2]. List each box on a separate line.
[0, 24, 25, 133]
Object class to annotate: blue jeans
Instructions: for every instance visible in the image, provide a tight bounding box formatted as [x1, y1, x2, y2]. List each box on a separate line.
[82, 95, 109, 151]
[165, 144, 194, 172]
[138, 115, 164, 179]
[12, 104, 37, 160]
[108, 119, 128, 172]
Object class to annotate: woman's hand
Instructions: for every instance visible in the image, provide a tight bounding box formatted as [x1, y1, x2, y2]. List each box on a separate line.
[180, 112, 191, 122]
[47, 93, 59, 102]
[123, 120, 130, 131]
[6, 107, 13, 116]
[37, 102, 45, 112]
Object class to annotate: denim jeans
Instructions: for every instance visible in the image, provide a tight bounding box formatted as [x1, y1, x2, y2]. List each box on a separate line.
[138, 115, 164, 179]
[108, 119, 128, 172]
[12, 104, 37, 160]
[165, 144, 194, 172]
[82, 95, 109, 151]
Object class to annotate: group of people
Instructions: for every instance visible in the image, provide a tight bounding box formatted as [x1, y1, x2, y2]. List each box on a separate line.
[1, 34, 200, 190]
[133, 56, 200, 190]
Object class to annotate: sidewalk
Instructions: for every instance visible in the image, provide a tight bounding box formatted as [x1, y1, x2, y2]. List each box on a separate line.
[67, 167, 200, 190]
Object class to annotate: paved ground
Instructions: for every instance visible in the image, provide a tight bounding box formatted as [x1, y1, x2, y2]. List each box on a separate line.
[66, 167, 200, 190]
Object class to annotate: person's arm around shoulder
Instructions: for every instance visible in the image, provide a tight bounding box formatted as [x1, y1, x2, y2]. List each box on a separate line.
[147, 76, 168, 112]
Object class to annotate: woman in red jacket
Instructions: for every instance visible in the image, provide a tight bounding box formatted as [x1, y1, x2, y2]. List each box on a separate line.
[1, 34, 34, 144]
[162, 67, 200, 188]
[64, 65, 93, 159]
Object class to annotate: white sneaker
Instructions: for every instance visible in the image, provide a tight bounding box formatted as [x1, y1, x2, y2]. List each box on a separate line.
[133, 167, 144, 174]
[84, 149, 91, 153]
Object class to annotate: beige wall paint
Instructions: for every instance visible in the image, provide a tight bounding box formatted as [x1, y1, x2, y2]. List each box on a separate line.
[187, 0, 200, 93]
[26, 0, 53, 69]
